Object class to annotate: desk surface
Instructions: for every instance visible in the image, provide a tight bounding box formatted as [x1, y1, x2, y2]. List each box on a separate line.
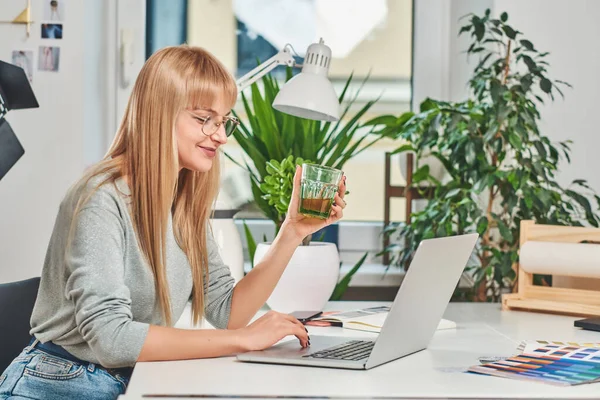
[124, 302, 600, 399]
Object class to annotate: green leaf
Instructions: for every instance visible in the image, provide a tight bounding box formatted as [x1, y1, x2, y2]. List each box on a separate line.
[521, 55, 537, 73]
[476, 217, 489, 236]
[459, 25, 472, 34]
[555, 79, 573, 88]
[540, 78, 552, 94]
[500, 12, 508, 22]
[491, 27, 503, 36]
[243, 221, 257, 268]
[502, 25, 516, 39]
[390, 144, 416, 155]
[473, 21, 485, 41]
[508, 131, 523, 150]
[519, 39, 535, 51]
[445, 188, 461, 199]
[412, 165, 430, 182]
[497, 220, 514, 242]
[567, 190, 595, 222]
[330, 252, 368, 301]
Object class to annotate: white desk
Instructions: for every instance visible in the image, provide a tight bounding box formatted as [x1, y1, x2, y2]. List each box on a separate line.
[123, 302, 600, 399]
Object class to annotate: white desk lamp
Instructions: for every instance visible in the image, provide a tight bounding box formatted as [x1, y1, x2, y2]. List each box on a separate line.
[235, 38, 339, 122]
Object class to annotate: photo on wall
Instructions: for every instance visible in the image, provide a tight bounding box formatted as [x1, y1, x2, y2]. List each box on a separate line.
[41, 23, 63, 39]
[43, 0, 65, 22]
[38, 46, 60, 72]
[11, 50, 34, 82]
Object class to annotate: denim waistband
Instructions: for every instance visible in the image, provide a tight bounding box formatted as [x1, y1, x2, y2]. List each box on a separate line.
[28, 337, 133, 378]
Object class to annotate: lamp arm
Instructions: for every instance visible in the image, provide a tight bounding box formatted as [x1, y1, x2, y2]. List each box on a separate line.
[236, 46, 298, 91]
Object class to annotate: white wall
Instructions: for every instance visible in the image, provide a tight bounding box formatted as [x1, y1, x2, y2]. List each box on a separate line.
[0, 0, 145, 283]
[414, 0, 600, 193]
[412, 0, 493, 109]
[492, 0, 600, 192]
[0, 0, 86, 283]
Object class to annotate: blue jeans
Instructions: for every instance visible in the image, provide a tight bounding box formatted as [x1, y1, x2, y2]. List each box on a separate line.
[0, 339, 130, 400]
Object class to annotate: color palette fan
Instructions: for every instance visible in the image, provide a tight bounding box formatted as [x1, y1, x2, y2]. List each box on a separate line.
[469, 343, 600, 386]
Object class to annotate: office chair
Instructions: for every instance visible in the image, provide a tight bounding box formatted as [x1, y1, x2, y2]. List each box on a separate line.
[0, 277, 40, 373]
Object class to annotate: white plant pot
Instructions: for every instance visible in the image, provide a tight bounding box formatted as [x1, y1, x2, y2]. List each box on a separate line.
[210, 210, 244, 284]
[254, 242, 340, 313]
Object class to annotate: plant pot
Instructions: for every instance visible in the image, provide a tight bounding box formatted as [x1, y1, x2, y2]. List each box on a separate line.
[254, 242, 340, 313]
[210, 209, 244, 283]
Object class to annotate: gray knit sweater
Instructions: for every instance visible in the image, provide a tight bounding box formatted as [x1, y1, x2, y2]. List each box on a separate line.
[29, 176, 235, 368]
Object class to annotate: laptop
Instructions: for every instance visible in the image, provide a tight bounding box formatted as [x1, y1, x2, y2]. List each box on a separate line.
[237, 233, 478, 370]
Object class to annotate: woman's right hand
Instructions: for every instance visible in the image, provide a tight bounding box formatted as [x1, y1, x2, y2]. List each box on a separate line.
[238, 310, 310, 352]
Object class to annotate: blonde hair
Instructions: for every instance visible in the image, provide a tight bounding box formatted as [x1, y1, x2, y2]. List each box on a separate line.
[69, 45, 237, 326]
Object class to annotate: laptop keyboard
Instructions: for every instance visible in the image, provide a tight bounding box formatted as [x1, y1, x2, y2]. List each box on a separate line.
[302, 340, 374, 361]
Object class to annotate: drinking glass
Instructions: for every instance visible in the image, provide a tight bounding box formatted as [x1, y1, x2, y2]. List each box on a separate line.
[299, 163, 343, 219]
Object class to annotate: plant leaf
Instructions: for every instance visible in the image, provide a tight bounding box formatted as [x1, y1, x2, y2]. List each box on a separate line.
[243, 220, 257, 268]
[540, 78, 552, 94]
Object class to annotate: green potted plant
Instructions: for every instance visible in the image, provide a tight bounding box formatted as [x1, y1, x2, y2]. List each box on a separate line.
[385, 9, 600, 301]
[228, 70, 398, 309]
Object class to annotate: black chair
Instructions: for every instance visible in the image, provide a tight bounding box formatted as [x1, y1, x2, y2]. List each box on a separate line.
[0, 277, 40, 373]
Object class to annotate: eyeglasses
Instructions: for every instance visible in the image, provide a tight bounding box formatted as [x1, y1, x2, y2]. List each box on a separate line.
[186, 110, 240, 137]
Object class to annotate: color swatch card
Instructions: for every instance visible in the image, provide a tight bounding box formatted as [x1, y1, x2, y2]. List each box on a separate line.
[518, 340, 600, 353]
[469, 343, 600, 386]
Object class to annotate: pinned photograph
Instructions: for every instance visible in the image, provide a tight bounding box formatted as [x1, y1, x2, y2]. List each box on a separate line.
[38, 46, 60, 72]
[11, 50, 34, 82]
[44, 0, 65, 22]
[41, 23, 63, 39]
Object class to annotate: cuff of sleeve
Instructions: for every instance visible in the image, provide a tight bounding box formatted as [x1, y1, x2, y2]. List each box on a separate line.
[206, 292, 234, 330]
[120, 321, 150, 366]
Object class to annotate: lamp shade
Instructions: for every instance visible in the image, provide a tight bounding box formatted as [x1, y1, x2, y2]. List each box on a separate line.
[272, 39, 339, 122]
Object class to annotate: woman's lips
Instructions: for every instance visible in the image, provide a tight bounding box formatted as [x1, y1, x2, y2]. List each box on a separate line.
[198, 146, 216, 158]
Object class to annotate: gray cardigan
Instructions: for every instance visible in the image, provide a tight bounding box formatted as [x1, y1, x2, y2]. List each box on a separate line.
[30, 176, 235, 368]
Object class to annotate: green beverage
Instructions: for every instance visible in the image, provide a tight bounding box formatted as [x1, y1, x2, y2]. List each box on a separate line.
[299, 163, 343, 219]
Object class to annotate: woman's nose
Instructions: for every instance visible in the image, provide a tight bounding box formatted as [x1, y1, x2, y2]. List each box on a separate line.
[211, 124, 228, 145]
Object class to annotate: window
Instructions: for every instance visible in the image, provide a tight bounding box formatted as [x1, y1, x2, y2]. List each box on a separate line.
[147, 0, 413, 222]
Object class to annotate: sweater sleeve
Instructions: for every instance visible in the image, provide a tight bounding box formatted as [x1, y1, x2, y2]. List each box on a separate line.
[202, 231, 235, 329]
[64, 204, 149, 368]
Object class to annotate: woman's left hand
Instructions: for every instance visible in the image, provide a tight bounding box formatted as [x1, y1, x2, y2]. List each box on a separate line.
[282, 165, 347, 243]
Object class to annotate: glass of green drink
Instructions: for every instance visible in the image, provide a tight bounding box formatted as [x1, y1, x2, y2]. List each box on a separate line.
[298, 163, 343, 219]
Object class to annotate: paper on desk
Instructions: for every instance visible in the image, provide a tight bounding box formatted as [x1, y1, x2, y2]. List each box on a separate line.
[307, 306, 456, 333]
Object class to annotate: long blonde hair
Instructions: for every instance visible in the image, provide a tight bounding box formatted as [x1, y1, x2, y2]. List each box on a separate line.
[70, 45, 237, 326]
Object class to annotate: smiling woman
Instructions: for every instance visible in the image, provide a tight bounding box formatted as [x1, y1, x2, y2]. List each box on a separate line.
[0, 44, 348, 400]
[175, 106, 234, 171]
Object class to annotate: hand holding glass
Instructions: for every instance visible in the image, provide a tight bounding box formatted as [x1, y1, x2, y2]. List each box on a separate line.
[299, 163, 343, 219]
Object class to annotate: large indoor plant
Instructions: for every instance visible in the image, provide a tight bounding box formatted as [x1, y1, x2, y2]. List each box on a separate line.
[229, 70, 397, 310]
[385, 10, 600, 301]
[229, 69, 398, 233]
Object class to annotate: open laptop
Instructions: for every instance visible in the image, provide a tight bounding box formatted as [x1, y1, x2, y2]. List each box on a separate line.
[237, 233, 478, 370]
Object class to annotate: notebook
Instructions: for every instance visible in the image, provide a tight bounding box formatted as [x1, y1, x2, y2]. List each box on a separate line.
[305, 305, 456, 333]
[469, 341, 600, 386]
